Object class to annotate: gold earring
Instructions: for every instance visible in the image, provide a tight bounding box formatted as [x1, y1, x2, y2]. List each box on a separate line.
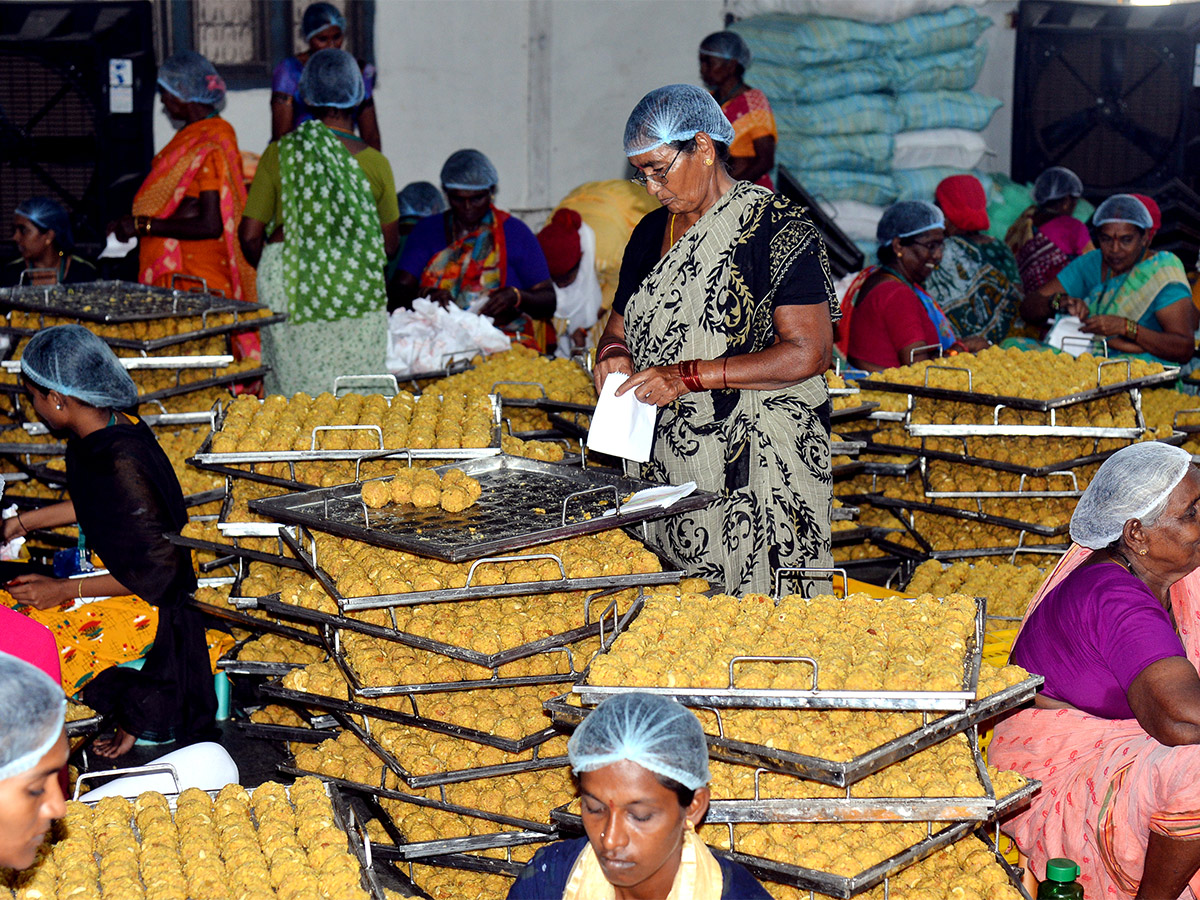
[1139, 549, 1147, 555]
[704, 158, 713, 167]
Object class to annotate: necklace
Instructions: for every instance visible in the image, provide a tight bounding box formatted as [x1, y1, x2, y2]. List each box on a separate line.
[326, 125, 360, 141]
[669, 213, 677, 244]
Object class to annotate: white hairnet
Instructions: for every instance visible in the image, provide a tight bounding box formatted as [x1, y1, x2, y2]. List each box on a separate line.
[397, 182, 446, 218]
[700, 31, 752, 69]
[623, 84, 736, 157]
[1033, 166, 1083, 206]
[15, 197, 73, 251]
[876, 200, 944, 246]
[440, 149, 499, 191]
[0, 652, 65, 781]
[299, 48, 364, 109]
[1093, 194, 1154, 231]
[1069, 442, 1193, 549]
[157, 51, 225, 106]
[21, 324, 139, 410]
[302, 2, 345, 41]
[568, 693, 710, 791]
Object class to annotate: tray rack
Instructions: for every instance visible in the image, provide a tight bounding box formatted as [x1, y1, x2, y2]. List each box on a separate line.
[0, 278, 272, 322]
[69, 765, 386, 900]
[546, 673, 1040, 789]
[250, 456, 717, 563]
[0, 312, 286, 354]
[190, 394, 503, 464]
[278, 523, 679, 612]
[572, 593, 985, 712]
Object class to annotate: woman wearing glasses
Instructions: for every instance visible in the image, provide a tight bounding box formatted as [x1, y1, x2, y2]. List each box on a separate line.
[1021, 194, 1194, 365]
[842, 200, 990, 372]
[593, 84, 837, 596]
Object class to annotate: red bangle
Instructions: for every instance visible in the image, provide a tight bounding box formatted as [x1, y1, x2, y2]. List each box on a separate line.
[721, 357, 729, 389]
[597, 341, 631, 362]
[677, 359, 704, 392]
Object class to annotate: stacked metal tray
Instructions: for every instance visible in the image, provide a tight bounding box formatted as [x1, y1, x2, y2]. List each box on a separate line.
[249, 457, 716, 562]
[0, 279, 271, 322]
[841, 491, 1071, 539]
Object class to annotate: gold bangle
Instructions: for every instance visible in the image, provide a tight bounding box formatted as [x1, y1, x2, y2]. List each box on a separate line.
[513, 288, 522, 310]
[1125, 318, 1138, 341]
[77, 578, 84, 600]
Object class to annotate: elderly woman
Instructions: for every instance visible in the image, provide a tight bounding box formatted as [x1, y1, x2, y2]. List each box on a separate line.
[923, 175, 1023, 345]
[0, 653, 67, 871]
[991, 442, 1200, 898]
[240, 48, 400, 396]
[595, 84, 836, 595]
[842, 201, 989, 371]
[507, 693, 772, 899]
[1005, 166, 1093, 295]
[392, 149, 556, 352]
[3, 198, 97, 287]
[1021, 194, 1195, 364]
[271, 2, 380, 150]
[0, 326, 214, 758]
[699, 31, 776, 190]
[110, 52, 255, 308]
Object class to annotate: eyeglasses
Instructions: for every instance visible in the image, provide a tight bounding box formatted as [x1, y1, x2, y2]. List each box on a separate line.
[910, 238, 945, 254]
[630, 148, 683, 188]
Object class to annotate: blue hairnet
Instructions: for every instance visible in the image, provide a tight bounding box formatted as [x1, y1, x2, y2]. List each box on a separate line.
[299, 48, 364, 109]
[397, 182, 446, 218]
[1093, 194, 1153, 231]
[157, 51, 225, 106]
[21, 325, 139, 410]
[303, 2, 346, 41]
[568, 693, 710, 791]
[1070, 442, 1192, 549]
[623, 84, 736, 157]
[0, 652, 65, 781]
[15, 197, 73, 251]
[1033, 166, 1083, 206]
[440, 149, 499, 191]
[700, 31, 752, 69]
[877, 200, 945, 246]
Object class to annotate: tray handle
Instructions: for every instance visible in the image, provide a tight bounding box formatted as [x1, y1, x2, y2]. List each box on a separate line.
[1173, 408, 1200, 428]
[334, 374, 400, 398]
[73, 762, 181, 800]
[464, 553, 565, 588]
[924, 363, 972, 392]
[309, 424, 385, 452]
[17, 267, 57, 286]
[595, 596, 621, 651]
[728, 655, 818, 692]
[491, 380, 547, 399]
[1059, 334, 1106, 356]
[1096, 356, 1132, 387]
[1017, 470, 1078, 493]
[698, 705, 725, 739]
[170, 272, 209, 294]
[906, 342, 943, 364]
[773, 566, 847, 600]
[354, 451, 413, 484]
[561, 484, 620, 525]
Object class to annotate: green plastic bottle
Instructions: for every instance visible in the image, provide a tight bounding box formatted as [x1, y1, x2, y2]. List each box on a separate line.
[1037, 858, 1083, 898]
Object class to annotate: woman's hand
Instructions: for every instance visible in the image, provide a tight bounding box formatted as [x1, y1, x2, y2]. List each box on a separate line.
[615, 366, 689, 408]
[422, 288, 456, 309]
[1, 515, 25, 543]
[957, 336, 992, 353]
[480, 287, 521, 326]
[1061, 295, 1089, 319]
[593, 353, 634, 394]
[1081, 314, 1132, 339]
[6, 574, 72, 610]
[108, 215, 137, 242]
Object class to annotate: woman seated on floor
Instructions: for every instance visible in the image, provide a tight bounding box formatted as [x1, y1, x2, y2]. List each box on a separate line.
[842, 200, 989, 371]
[507, 692, 772, 899]
[991, 441, 1200, 898]
[1005, 165, 1092, 296]
[923, 174, 1022, 345]
[1021, 194, 1194, 365]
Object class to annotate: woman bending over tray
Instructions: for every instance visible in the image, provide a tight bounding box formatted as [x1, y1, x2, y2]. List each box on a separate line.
[507, 692, 772, 900]
[991, 442, 1200, 897]
[1, 326, 216, 758]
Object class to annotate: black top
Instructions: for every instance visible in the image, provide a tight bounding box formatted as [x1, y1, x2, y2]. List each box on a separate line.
[612, 206, 832, 317]
[72, 418, 216, 742]
[1, 254, 99, 287]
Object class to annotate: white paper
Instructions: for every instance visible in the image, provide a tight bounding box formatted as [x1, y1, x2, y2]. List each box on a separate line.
[1045, 315, 1099, 358]
[602, 481, 697, 517]
[99, 231, 138, 259]
[586, 373, 657, 463]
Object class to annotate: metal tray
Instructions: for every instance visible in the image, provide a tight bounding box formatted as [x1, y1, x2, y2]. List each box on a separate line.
[0, 313, 286, 353]
[706, 782, 1040, 897]
[66, 714, 104, 738]
[572, 595, 985, 712]
[136, 366, 271, 405]
[242, 583, 638, 669]
[547, 675, 1040, 788]
[279, 766, 557, 836]
[920, 465, 1084, 500]
[0, 279, 271, 323]
[170, 530, 308, 572]
[190, 597, 321, 644]
[260, 677, 566, 754]
[191, 394, 503, 464]
[251, 456, 716, 562]
[859, 359, 1178, 411]
[830, 402, 880, 423]
[232, 719, 338, 743]
[279, 524, 679, 612]
[843, 492, 1071, 537]
[329, 710, 569, 790]
[216, 635, 317, 676]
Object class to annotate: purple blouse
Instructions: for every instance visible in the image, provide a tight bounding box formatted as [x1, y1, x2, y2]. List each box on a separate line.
[1011, 563, 1184, 719]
